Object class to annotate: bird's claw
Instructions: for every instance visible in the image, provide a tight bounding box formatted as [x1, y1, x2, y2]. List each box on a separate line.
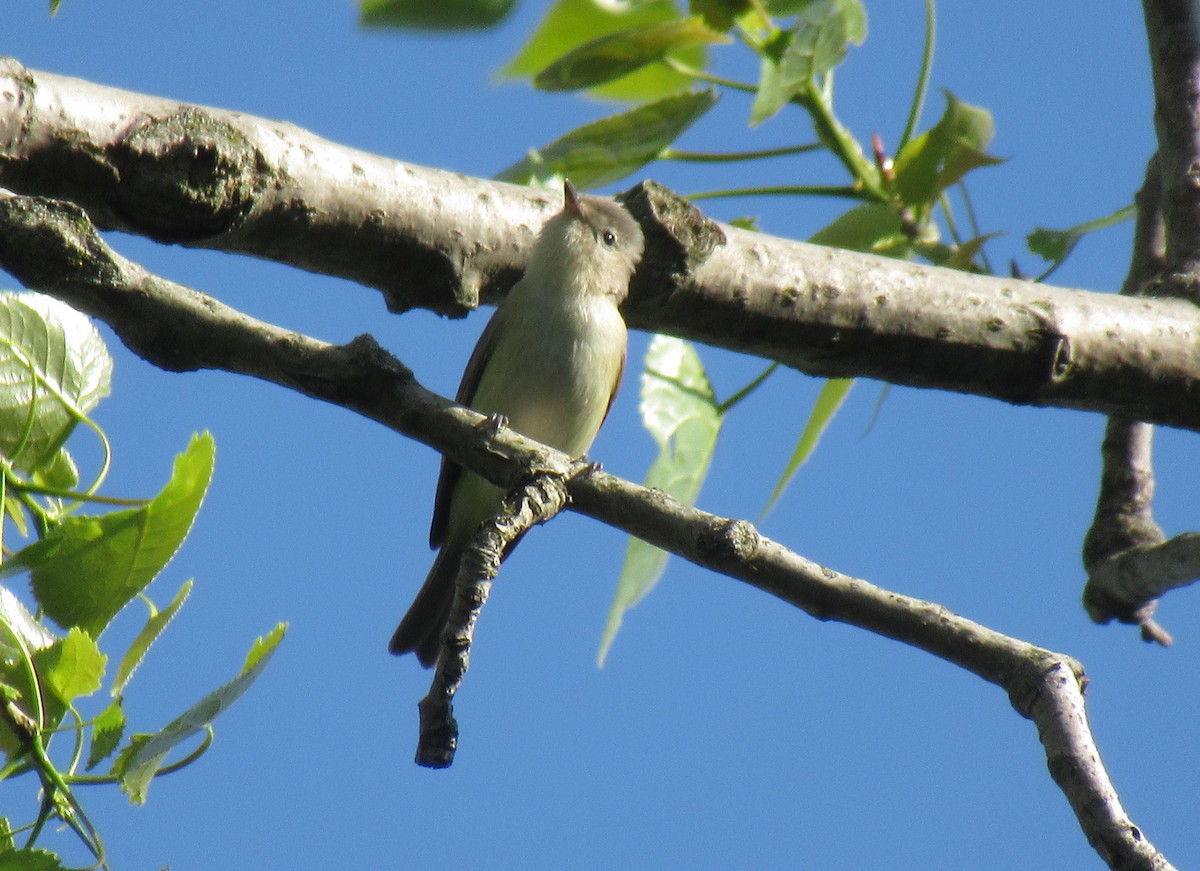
[482, 412, 508, 435]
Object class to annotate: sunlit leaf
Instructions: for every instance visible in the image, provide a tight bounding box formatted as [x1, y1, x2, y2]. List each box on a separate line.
[808, 203, 906, 253]
[0, 292, 111, 473]
[765, 0, 860, 16]
[892, 92, 1004, 207]
[750, 0, 866, 125]
[501, 0, 706, 101]
[359, 0, 516, 29]
[31, 446, 79, 492]
[0, 628, 105, 754]
[87, 698, 125, 770]
[10, 433, 214, 639]
[690, 0, 752, 32]
[760, 378, 853, 518]
[1027, 203, 1135, 280]
[3, 492, 28, 538]
[497, 90, 717, 190]
[0, 595, 62, 758]
[114, 623, 286, 804]
[0, 849, 65, 871]
[534, 17, 728, 92]
[0, 584, 56, 654]
[37, 627, 104, 707]
[921, 232, 1000, 271]
[112, 580, 193, 696]
[599, 336, 720, 665]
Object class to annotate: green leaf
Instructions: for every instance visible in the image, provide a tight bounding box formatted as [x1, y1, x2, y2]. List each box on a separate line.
[0, 585, 57, 655]
[917, 233, 1000, 271]
[765, 0, 856, 15]
[892, 91, 1004, 207]
[599, 336, 720, 665]
[534, 17, 728, 92]
[3, 492, 28, 539]
[808, 203, 906, 253]
[114, 623, 286, 804]
[690, 0, 752, 32]
[0, 589, 58, 757]
[501, 0, 706, 102]
[760, 378, 852, 518]
[497, 90, 717, 190]
[1026, 203, 1135, 280]
[112, 580, 193, 697]
[359, 0, 516, 29]
[0, 292, 111, 473]
[31, 446, 79, 493]
[11, 432, 215, 639]
[750, 0, 867, 126]
[0, 627, 107, 751]
[87, 698, 125, 770]
[0, 849, 66, 871]
[36, 627, 104, 707]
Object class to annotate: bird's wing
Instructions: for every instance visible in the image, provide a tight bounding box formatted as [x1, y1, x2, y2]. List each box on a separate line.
[428, 301, 510, 549]
[601, 343, 626, 429]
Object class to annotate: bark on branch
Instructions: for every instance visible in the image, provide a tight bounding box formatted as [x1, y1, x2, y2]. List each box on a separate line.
[4, 58, 1200, 431]
[1079, 2, 1200, 640]
[416, 473, 571, 769]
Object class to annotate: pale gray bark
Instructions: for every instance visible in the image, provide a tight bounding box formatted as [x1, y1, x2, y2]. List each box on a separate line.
[3, 58, 1200, 431]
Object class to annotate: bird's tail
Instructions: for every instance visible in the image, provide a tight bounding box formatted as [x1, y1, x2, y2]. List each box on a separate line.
[389, 546, 459, 668]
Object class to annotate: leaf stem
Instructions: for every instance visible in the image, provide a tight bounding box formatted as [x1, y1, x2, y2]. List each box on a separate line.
[662, 143, 822, 163]
[5, 474, 148, 507]
[796, 81, 885, 201]
[956, 180, 992, 273]
[900, 0, 937, 150]
[718, 362, 778, 415]
[688, 184, 870, 201]
[662, 56, 757, 94]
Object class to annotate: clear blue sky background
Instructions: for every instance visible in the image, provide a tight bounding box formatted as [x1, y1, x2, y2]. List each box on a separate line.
[5, 2, 1198, 869]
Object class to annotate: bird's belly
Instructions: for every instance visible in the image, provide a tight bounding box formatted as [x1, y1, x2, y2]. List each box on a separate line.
[471, 309, 623, 458]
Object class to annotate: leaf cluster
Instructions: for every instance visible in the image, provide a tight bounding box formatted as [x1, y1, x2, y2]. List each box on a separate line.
[0, 293, 284, 869]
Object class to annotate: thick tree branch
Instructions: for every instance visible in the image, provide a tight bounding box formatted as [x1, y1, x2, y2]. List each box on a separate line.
[0, 58, 551, 317]
[1089, 1, 1200, 638]
[1142, 0, 1200, 293]
[1080, 1, 1200, 638]
[4, 59, 1200, 431]
[0, 189, 1175, 871]
[1083, 156, 1175, 641]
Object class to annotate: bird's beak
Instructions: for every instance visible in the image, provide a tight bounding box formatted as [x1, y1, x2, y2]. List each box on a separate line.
[563, 179, 585, 221]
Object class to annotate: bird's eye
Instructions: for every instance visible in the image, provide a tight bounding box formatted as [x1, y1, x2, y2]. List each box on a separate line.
[602, 230, 617, 246]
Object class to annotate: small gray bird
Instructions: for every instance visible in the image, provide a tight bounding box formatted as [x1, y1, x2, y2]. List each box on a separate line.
[390, 181, 645, 666]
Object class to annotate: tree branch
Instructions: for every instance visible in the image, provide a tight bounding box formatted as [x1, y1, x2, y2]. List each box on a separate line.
[4, 59, 1200, 431]
[1142, 0, 1200, 295]
[1082, 156, 1175, 641]
[416, 472, 571, 769]
[0, 187, 1176, 871]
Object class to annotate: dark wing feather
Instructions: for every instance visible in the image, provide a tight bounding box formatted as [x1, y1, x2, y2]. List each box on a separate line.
[428, 302, 510, 548]
[601, 343, 626, 429]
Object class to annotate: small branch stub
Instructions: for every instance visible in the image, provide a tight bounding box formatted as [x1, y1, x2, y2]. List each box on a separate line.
[415, 473, 571, 769]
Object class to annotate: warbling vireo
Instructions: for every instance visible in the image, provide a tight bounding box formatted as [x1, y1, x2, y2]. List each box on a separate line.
[389, 181, 645, 666]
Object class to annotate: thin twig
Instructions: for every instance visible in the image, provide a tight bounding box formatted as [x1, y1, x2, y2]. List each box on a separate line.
[416, 473, 570, 768]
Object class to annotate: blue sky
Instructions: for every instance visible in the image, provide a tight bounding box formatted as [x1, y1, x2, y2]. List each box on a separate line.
[5, 1, 1197, 869]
